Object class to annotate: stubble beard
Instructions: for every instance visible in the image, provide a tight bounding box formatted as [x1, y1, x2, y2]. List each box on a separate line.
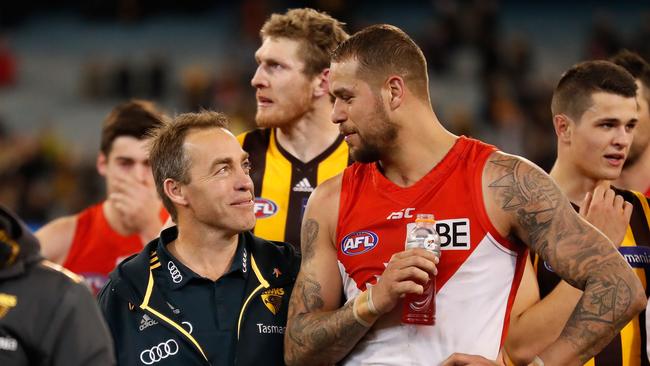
[255, 86, 312, 129]
[351, 101, 398, 163]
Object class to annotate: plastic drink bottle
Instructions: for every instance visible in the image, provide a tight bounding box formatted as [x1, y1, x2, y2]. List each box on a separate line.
[401, 213, 441, 325]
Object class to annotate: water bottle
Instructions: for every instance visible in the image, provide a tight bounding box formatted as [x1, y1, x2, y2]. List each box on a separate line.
[401, 213, 441, 325]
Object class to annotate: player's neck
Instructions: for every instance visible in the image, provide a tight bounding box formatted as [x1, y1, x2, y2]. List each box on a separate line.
[275, 101, 340, 163]
[379, 109, 456, 188]
[613, 148, 650, 192]
[102, 200, 136, 236]
[550, 159, 610, 205]
[169, 220, 239, 281]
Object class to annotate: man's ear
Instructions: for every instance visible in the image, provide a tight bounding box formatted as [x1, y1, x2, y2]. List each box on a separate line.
[313, 68, 330, 98]
[553, 114, 572, 143]
[96, 153, 108, 177]
[163, 179, 188, 207]
[386, 76, 405, 111]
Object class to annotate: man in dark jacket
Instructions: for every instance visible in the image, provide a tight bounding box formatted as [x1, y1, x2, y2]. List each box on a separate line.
[98, 111, 300, 366]
[0, 205, 115, 365]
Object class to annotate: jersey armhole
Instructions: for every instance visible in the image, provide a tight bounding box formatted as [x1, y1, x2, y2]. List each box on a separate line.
[470, 150, 522, 254]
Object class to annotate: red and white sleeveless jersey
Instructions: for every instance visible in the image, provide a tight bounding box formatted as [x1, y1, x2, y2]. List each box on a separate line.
[336, 137, 527, 364]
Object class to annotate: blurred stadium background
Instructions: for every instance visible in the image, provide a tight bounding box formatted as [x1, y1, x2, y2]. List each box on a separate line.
[0, 0, 648, 228]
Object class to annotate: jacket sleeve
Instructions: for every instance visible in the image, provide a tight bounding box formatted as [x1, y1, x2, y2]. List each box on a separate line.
[43, 281, 116, 366]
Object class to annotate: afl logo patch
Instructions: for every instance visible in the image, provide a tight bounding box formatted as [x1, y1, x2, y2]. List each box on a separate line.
[341, 231, 379, 256]
[254, 198, 278, 219]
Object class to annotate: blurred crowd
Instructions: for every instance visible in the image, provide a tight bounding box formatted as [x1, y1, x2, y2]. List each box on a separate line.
[0, 0, 649, 227]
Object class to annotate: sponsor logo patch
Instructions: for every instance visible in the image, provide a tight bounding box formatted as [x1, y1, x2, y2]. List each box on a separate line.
[0, 336, 17, 351]
[387, 208, 415, 220]
[404, 218, 472, 251]
[341, 231, 379, 256]
[619, 246, 650, 269]
[256, 323, 286, 334]
[261, 288, 285, 315]
[139, 339, 179, 365]
[167, 261, 182, 284]
[293, 177, 314, 192]
[254, 198, 278, 219]
[139, 314, 158, 331]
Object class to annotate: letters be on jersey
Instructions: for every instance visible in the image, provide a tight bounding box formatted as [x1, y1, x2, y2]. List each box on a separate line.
[401, 218, 471, 251]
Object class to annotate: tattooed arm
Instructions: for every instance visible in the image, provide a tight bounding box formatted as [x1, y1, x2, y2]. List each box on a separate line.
[505, 185, 633, 364]
[283, 175, 370, 366]
[483, 152, 645, 366]
[284, 175, 437, 365]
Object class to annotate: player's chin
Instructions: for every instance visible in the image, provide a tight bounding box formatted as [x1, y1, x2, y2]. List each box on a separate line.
[238, 215, 256, 232]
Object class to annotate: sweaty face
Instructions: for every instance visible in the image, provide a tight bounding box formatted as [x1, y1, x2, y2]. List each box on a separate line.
[329, 60, 399, 163]
[251, 37, 314, 129]
[625, 82, 650, 167]
[180, 128, 255, 234]
[99, 136, 154, 195]
[568, 92, 638, 181]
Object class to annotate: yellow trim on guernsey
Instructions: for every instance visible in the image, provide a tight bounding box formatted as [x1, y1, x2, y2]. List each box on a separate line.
[237, 255, 270, 339]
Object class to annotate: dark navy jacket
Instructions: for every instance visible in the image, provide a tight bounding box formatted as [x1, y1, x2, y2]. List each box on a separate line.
[98, 229, 300, 366]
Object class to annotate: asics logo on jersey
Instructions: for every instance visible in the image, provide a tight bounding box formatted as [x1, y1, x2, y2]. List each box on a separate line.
[292, 178, 314, 192]
[167, 261, 182, 284]
[387, 208, 415, 220]
[341, 231, 379, 256]
[139, 339, 179, 365]
[254, 198, 278, 219]
[139, 314, 158, 331]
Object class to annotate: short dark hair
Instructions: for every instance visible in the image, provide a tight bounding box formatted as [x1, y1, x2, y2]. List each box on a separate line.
[260, 8, 348, 78]
[100, 100, 166, 156]
[148, 111, 229, 222]
[610, 49, 650, 109]
[331, 24, 429, 101]
[551, 60, 637, 120]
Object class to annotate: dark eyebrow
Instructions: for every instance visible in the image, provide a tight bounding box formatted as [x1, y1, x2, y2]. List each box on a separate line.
[599, 118, 638, 124]
[114, 156, 135, 162]
[209, 157, 233, 172]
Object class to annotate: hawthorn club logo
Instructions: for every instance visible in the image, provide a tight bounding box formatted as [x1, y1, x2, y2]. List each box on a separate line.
[261, 288, 285, 315]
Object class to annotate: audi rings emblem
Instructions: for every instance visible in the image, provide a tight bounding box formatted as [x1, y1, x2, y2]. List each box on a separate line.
[167, 261, 182, 284]
[139, 339, 179, 365]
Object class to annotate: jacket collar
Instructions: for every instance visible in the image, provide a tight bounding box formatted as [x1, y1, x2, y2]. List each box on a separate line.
[155, 227, 250, 291]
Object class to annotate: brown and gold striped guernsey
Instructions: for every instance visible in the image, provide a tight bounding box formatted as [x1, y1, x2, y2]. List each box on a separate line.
[534, 187, 650, 366]
[237, 128, 351, 250]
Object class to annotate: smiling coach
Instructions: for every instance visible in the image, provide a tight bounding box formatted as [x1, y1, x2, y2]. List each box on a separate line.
[98, 111, 300, 366]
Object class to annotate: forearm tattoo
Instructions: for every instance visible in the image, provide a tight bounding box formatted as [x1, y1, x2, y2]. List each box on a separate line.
[285, 219, 369, 365]
[488, 157, 639, 361]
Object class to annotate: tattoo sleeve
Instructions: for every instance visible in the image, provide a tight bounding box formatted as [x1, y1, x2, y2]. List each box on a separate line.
[488, 156, 644, 363]
[284, 218, 370, 366]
